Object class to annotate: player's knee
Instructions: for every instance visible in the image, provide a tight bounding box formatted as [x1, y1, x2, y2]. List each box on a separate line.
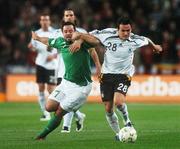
[47, 85, 55, 94]
[115, 100, 123, 107]
[45, 99, 59, 112]
[114, 97, 124, 106]
[104, 102, 113, 113]
[105, 105, 113, 113]
[45, 103, 56, 112]
[45, 104, 51, 112]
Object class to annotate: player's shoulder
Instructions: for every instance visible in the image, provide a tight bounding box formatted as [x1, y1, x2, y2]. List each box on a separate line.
[49, 26, 56, 32]
[35, 28, 42, 33]
[49, 36, 64, 45]
[129, 33, 146, 41]
[90, 28, 117, 35]
[35, 26, 55, 33]
[53, 28, 62, 33]
[53, 29, 63, 38]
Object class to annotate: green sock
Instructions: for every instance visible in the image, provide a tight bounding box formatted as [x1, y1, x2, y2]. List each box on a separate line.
[37, 114, 61, 138]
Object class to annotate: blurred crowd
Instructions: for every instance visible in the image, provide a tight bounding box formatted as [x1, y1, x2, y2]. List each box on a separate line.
[0, 0, 180, 90]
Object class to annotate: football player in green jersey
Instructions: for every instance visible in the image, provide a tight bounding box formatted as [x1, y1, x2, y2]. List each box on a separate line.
[32, 21, 100, 140]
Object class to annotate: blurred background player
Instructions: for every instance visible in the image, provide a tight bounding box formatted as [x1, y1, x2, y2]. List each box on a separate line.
[28, 14, 58, 121]
[53, 8, 101, 133]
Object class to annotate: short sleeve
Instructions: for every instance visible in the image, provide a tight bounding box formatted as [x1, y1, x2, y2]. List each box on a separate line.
[137, 36, 149, 48]
[130, 34, 149, 49]
[48, 37, 64, 49]
[89, 28, 117, 43]
[89, 30, 105, 43]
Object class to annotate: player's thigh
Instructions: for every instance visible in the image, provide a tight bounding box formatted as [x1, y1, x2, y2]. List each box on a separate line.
[45, 69, 56, 85]
[100, 74, 114, 102]
[114, 74, 131, 95]
[36, 65, 46, 84]
[62, 83, 92, 112]
[47, 84, 56, 94]
[48, 84, 65, 104]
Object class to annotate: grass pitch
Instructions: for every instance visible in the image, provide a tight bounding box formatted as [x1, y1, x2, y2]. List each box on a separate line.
[0, 102, 180, 149]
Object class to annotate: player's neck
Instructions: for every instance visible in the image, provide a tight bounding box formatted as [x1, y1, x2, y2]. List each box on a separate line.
[42, 27, 49, 32]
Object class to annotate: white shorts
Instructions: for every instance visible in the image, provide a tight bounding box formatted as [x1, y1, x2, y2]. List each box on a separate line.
[48, 79, 92, 112]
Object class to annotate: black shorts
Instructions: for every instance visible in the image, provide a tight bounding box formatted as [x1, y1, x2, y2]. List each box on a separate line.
[100, 73, 131, 102]
[36, 65, 56, 85]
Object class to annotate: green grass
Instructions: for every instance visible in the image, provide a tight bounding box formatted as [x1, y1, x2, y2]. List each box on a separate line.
[0, 102, 180, 149]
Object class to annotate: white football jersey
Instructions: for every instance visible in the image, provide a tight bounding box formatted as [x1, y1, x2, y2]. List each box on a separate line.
[53, 27, 87, 78]
[90, 28, 149, 76]
[31, 27, 58, 70]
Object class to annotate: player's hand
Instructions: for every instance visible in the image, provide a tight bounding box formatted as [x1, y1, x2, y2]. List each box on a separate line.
[153, 45, 162, 53]
[96, 65, 102, 83]
[28, 43, 33, 49]
[69, 40, 82, 53]
[46, 53, 58, 62]
[96, 65, 101, 77]
[98, 73, 103, 83]
[31, 31, 39, 40]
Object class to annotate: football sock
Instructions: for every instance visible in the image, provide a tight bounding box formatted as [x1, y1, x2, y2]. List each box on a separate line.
[74, 110, 83, 120]
[106, 112, 120, 134]
[116, 103, 130, 124]
[37, 114, 61, 138]
[38, 92, 46, 113]
[63, 112, 74, 128]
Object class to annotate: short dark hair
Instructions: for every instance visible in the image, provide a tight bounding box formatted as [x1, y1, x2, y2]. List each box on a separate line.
[61, 21, 76, 30]
[63, 8, 74, 15]
[117, 17, 132, 29]
[40, 11, 50, 17]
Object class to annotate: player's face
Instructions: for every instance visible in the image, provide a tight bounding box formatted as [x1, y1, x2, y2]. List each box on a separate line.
[118, 24, 132, 40]
[62, 25, 75, 41]
[63, 11, 76, 23]
[40, 16, 51, 29]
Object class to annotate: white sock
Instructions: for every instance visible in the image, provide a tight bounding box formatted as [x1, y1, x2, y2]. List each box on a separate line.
[74, 110, 84, 120]
[116, 103, 130, 124]
[44, 111, 51, 117]
[38, 92, 46, 114]
[63, 112, 74, 128]
[106, 112, 120, 134]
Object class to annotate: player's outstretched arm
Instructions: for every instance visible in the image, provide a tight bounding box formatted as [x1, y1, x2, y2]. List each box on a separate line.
[31, 31, 49, 46]
[72, 32, 101, 46]
[147, 38, 163, 53]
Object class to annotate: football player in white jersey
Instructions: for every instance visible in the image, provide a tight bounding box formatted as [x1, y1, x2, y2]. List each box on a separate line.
[28, 14, 58, 121]
[54, 9, 101, 133]
[71, 16, 162, 140]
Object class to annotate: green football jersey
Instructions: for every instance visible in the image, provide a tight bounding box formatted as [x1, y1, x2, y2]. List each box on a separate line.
[49, 37, 93, 86]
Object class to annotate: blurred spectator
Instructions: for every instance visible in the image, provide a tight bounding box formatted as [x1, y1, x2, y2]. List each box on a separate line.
[8, 48, 27, 66]
[0, 30, 12, 65]
[0, 0, 179, 76]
